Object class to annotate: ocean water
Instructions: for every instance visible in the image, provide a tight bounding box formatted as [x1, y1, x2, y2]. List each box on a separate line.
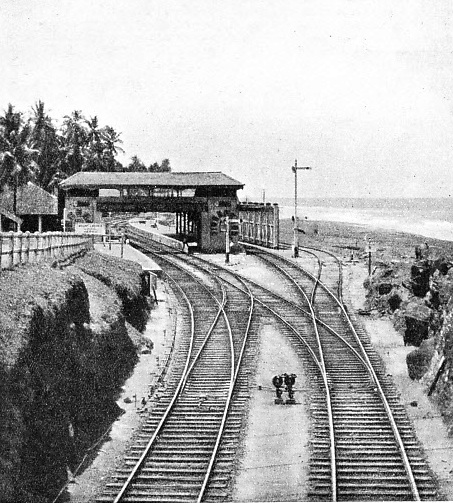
[276, 198, 453, 242]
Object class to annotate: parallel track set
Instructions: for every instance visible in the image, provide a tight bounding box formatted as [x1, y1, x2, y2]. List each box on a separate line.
[97, 229, 439, 502]
[98, 241, 260, 502]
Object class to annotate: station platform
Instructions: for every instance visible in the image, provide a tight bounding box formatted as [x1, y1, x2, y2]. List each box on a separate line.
[94, 241, 162, 278]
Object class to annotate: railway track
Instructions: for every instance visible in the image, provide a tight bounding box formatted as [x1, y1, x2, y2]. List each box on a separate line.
[100, 226, 439, 501]
[242, 243, 438, 501]
[97, 243, 260, 502]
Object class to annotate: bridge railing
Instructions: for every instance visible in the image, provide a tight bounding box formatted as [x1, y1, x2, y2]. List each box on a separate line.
[0, 231, 93, 271]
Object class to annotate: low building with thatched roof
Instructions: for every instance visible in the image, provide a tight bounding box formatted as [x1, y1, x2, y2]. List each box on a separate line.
[0, 182, 59, 232]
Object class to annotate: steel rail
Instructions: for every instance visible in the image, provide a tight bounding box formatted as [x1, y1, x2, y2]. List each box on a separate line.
[112, 273, 195, 503]
[135, 236, 327, 384]
[128, 231, 425, 500]
[142, 250, 239, 503]
[112, 254, 233, 502]
[127, 231, 403, 501]
[188, 251, 429, 501]
[279, 241, 344, 302]
[240, 245, 340, 498]
[196, 274, 255, 503]
[196, 253, 374, 374]
[245, 243, 422, 501]
[299, 245, 344, 303]
[132, 243, 258, 502]
[173, 248, 382, 399]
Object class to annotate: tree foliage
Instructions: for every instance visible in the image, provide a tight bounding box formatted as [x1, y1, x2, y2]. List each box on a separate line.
[123, 157, 172, 173]
[0, 104, 39, 210]
[0, 102, 171, 200]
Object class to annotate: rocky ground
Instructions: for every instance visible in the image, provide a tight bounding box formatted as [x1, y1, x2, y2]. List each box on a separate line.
[280, 218, 453, 434]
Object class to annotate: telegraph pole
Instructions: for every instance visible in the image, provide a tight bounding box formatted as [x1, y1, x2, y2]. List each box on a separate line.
[292, 159, 311, 258]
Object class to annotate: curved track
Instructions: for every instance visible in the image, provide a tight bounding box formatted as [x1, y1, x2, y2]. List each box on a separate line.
[100, 226, 439, 501]
[97, 246, 258, 502]
[242, 243, 438, 501]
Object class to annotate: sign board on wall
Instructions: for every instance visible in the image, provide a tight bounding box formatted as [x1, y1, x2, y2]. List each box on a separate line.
[75, 223, 106, 235]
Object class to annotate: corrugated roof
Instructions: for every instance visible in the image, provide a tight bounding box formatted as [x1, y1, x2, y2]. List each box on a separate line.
[0, 182, 58, 215]
[60, 171, 244, 189]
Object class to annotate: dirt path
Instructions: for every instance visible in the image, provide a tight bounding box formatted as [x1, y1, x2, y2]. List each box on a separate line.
[231, 321, 311, 502]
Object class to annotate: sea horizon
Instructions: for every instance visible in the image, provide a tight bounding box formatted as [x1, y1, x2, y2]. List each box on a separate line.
[245, 197, 453, 242]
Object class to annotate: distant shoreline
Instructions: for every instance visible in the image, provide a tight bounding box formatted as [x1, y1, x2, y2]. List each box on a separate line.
[274, 199, 453, 242]
[252, 196, 453, 206]
[278, 217, 453, 263]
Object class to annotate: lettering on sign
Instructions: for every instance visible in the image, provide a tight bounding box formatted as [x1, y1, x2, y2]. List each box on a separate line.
[75, 223, 106, 235]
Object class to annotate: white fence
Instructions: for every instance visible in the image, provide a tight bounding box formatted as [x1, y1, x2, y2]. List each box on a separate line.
[0, 231, 93, 271]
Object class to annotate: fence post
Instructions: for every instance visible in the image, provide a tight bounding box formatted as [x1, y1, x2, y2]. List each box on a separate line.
[33, 232, 38, 262]
[273, 203, 280, 249]
[18, 232, 23, 265]
[57, 232, 61, 258]
[38, 232, 43, 261]
[9, 232, 14, 268]
[24, 231, 30, 264]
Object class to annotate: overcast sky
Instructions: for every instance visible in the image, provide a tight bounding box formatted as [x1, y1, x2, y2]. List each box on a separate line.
[2, 0, 452, 199]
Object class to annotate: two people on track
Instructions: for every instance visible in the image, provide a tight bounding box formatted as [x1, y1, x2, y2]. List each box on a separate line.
[272, 373, 297, 401]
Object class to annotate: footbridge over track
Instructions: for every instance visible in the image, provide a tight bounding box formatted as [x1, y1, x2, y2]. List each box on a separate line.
[60, 171, 245, 252]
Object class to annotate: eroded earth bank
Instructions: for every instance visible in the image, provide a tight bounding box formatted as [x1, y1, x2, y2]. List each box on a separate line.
[0, 251, 151, 503]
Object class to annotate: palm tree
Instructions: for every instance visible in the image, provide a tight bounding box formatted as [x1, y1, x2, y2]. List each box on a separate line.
[84, 116, 104, 171]
[100, 126, 124, 172]
[60, 110, 88, 176]
[0, 104, 38, 217]
[29, 101, 61, 191]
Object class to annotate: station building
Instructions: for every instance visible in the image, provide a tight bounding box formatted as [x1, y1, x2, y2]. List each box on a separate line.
[59, 171, 244, 252]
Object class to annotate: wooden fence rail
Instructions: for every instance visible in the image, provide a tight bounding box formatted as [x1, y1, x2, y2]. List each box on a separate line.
[0, 231, 93, 271]
[238, 202, 280, 249]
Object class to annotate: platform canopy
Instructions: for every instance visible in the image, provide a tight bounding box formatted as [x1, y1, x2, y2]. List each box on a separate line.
[60, 171, 244, 190]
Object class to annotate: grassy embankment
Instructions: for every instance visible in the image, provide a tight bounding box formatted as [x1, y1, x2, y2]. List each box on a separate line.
[0, 250, 151, 502]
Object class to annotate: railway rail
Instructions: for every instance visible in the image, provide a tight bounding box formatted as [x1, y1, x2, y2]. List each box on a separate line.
[97, 240, 259, 502]
[99, 227, 439, 501]
[242, 243, 438, 501]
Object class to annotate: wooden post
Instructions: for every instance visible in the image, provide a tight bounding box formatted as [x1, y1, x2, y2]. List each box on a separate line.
[25, 232, 30, 264]
[225, 216, 230, 264]
[19, 232, 23, 264]
[273, 203, 279, 249]
[10, 231, 14, 268]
